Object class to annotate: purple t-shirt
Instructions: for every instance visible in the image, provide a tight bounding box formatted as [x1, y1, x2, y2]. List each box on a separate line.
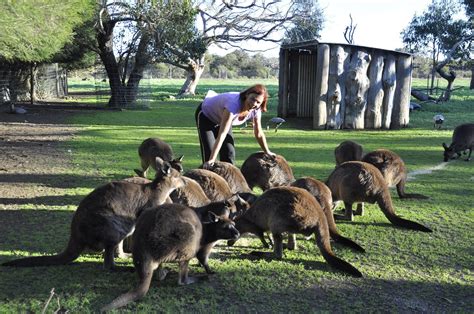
[202, 91, 261, 126]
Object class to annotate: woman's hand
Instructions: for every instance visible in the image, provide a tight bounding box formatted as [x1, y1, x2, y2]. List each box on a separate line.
[202, 160, 215, 169]
[265, 150, 276, 158]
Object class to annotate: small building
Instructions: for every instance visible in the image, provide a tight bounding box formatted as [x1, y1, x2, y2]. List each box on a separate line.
[278, 40, 413, 130]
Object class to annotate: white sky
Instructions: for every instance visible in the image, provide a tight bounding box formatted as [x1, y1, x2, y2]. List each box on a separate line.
[209, 0, 433, 58]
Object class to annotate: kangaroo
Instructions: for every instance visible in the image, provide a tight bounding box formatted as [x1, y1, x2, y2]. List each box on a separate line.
[233, 186, 363, 277]
[2, 159, 185, 270]
[203, 161, 252, 194]
[134, 137, 184, 178]
[442, 123, 474, 162]
[240, 152, 295, 191]
[334, 140, 363, 166]
[184, 169, 234, 202]
[286, 177, 365, 252]
[362, 149, 429, 199]
[100, 202, 240, 311]
[326, 161, 432, 232]
[170, 176, 211, 208]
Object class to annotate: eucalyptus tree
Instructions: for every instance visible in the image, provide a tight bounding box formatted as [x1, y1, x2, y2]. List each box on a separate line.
[155, 0, 309, 96]
[401, 0, 472, 96]
[95, 0, 197, 107]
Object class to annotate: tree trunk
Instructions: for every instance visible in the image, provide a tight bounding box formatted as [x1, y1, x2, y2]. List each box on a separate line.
[178, 57, 205, 96]
[381, 55, 396, 129]
[436, 66, 456, 101]
[97, 20, 127, 108]
[391, 55, 412, 129]
[327, 45, 347, 129]
[313, 44, 329, 129]
[344, 50, 371, 129]
[125, 34, 151, 106]
[365, 53, 384, 129]
[470, 65, 474, 89]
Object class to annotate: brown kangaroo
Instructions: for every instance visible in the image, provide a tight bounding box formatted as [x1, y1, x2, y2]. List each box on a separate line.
[170, 176, 211, 208]
[362, 149, 429, 199]
[443, 123, 474, 162]
[184, 168, 234, 202]
[289, 177, 364, 252]
[326, 161, 432, 232]
[240, 152, 295, 191]
[134, 137, 184, 178]
[203, 161, 252, 194]
[100, 202, 241, 311]
[234, 186, 363, 278]
[2, 159, 185, 270]
[334, 140, 363, 166]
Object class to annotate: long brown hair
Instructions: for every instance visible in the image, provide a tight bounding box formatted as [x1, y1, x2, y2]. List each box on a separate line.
[239, 84, 269, 113]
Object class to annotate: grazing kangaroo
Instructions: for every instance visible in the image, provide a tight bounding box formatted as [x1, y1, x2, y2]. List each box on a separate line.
[326, 161, 432, 232]
[134, 137, 184, 178]
[204, 161, 252, 194]
[184, 169, 234, 202]
[100, 202, 240, 311]
[334, 140, 363, 166]
[2, 159, 185, 270]
[443, 123, 474, 162]
[234, 186, 363, 278]
[362, 149, 429, 199]
[240, 152, 295, 191]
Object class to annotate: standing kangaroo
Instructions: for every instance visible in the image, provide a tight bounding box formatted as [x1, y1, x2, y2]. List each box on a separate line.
[170, 176, 211, 208]
[134, 137, 184, 178]
[334, 140, 363, 166]
[2, 159, 185, 270]
[362, 149, 429, 199]
[289, 176, 364, 251]
[234, 186, 363, 278]
[442, 123, 474, 161]
[326, 161, 432, 232]
[100, 202, 240, 311]
[240, 152, 295, 191]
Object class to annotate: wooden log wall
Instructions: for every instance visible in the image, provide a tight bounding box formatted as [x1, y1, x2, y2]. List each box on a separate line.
[279, 44, 413, 130]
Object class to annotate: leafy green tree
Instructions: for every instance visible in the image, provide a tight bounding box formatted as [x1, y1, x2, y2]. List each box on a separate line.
[401, 0, 472, 95]
[155, 1, 308, 96]
[284, 0, 325, 44]
[0, 0, 94, 62]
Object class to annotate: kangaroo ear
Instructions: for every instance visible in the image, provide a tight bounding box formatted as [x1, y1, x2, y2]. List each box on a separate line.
[442, 143, 448, 150]
[155, 157, 171, 176]
[203, 211, 219, 224]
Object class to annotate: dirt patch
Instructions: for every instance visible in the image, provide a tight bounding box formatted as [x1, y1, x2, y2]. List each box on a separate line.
[0, 106, 84, 210]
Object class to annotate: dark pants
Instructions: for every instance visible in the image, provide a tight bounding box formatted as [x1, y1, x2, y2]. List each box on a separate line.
[195, 103, 235, 164]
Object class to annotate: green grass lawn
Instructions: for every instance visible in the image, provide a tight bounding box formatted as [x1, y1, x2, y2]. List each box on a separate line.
[0, 78, 473, 312]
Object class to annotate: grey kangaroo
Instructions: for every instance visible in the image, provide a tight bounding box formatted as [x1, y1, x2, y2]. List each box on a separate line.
[233, 186, 363, 278]
[289, 176, 364, 251]
[2, 158, 185, 270]
[204, 161, 253, 194]
[240, 152, 295, 191]
[134, 137, 184, 178]
[362, 149, 429, 199]
[334, 140, 363, 166]
[443, 123, 474, 161]
[100, 202, 241, 311]
[326, 161, 432, 232]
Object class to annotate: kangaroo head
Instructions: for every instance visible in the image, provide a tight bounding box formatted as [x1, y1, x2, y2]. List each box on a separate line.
[442, 143, 457, 162]
[202, 211, 240, 241]
[152, 157, 185, 191]
[170, 155, 184, 173]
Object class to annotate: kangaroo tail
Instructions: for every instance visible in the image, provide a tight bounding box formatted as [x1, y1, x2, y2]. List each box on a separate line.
[314, 224, 362, 278]
[386, 215, 432, 232]
[2, 237, 82, 267]
[101, 263, 154, 312]
[378, 195, 432, 232]
[324, 207, 365, 253]
[330, 232, 365, 253]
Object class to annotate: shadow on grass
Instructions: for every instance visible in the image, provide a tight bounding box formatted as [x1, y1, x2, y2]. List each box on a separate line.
[0, 194, 84, 207]
[0, 173, 110, 189]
